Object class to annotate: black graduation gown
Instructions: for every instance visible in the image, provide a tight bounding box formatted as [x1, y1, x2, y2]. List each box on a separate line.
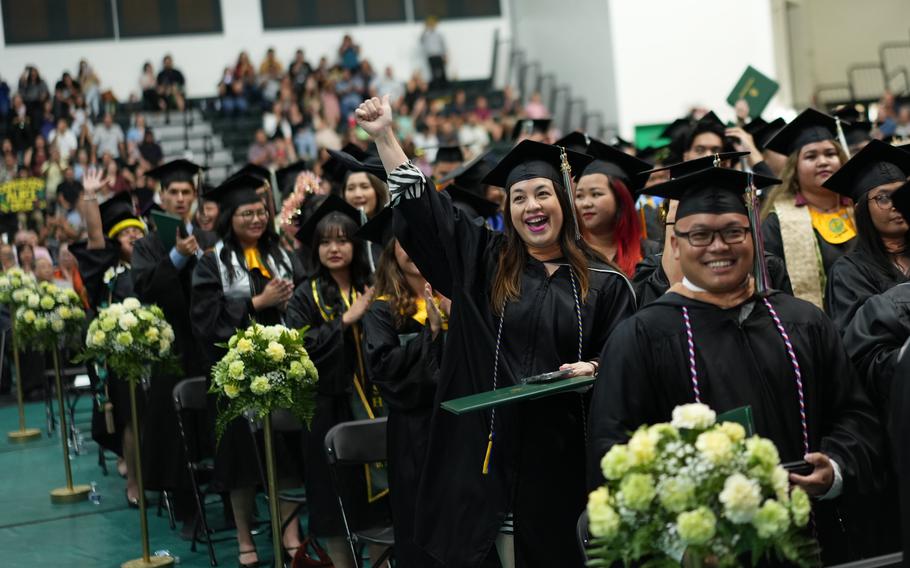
[130, 229, 217, 491]
[889, 336, 910, 559]
[824, 251, 907, 332]
[285, 277, 390, 536]
[393, 179, 636, 567]
[632, 251, 793, 307]
[190, 250, 306, 490]
[70, 239, 135, 454]
[362, 299, 443, 567]
[589, 291, 886, 564]
[762, 211, 853, 276]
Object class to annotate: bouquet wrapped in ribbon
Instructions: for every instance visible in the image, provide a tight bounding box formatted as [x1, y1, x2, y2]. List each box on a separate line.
[587, 403, 816, 567]
[0, 267, 37, 306]
[15, 281, 86, 349]
[210, 323, 318, 438]
[81, 298, 176, 382]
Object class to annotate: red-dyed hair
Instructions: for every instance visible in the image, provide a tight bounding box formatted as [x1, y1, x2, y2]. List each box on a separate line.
[607, 178, 642, 277]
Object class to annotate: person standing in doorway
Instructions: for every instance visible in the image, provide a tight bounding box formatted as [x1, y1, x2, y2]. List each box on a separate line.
[421, 17, 448, 90]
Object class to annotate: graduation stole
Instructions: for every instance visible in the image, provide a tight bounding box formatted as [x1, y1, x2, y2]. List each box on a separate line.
[311, 280, 389, 503]
[774, 200, 827, 308]
[679, 297, 810, 456]
[375, 294, 449, 330]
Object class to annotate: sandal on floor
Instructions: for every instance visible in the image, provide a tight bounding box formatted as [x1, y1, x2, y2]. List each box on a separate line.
[238, 548, 259, 568]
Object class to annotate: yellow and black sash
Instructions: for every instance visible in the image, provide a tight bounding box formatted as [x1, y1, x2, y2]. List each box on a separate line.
[312, 281, 388, 503]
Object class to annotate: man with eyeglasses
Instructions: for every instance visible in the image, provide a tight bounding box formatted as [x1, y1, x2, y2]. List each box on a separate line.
[130, 158, 218, 539]
[588, 165, 886, 564]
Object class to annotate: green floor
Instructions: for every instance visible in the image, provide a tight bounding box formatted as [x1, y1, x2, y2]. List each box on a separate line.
[0, 395, 288, 568]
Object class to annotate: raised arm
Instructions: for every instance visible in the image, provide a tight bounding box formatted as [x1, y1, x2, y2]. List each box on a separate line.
[80, 167, 112, 250]
[355, 95, 408, 175]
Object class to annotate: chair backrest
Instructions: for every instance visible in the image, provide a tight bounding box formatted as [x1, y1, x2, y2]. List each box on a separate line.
[576, 509, 590, 561]
[324, 417, 388, 466]
[172, 377, 208, 412]
[244, 408, 304, 433]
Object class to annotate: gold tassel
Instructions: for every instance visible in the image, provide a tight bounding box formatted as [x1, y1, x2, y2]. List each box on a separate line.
[104, 402, 115, 434]
[482, 433, 493, 475]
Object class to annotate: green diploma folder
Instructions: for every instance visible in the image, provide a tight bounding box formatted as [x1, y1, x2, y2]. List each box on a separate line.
[716, 405, 755, 436]
[441, 375, 596, 415]
[726, 66, 779, 119]
[151, 210, 184, 252]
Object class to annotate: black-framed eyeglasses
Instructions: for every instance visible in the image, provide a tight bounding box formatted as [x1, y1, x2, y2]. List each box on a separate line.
[868, 193, 895, 210]
[234, 209, 269, 221]
[674, 226, 750, 247]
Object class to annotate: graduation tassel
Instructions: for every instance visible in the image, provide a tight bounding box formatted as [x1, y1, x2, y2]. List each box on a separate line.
[359, 207, 376, 273]
[835, 117, 852, 159]
[482, 433, 493, 475]
[558, 146, 581, 241]
[744, 171, 770, 294]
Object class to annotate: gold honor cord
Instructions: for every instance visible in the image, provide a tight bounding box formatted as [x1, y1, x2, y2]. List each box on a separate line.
[559, 146, 581, 241]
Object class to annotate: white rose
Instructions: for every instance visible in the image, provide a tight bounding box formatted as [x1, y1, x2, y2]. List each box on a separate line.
[671, 403, 716, 430]
[122, 298, 141, 311]
[118, 313, 139, 330]
[719, 473, 762, 524]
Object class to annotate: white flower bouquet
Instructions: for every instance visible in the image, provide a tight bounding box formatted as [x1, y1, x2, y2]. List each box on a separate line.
[80, 298, 176, 382]
[15, 281, 86, 349]
[587, 403, 817, 567]
[0, 267, 37, 306]
[210, 323, 318, 438]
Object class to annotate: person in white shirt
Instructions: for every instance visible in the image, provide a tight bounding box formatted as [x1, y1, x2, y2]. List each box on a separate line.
[93, 112, 125, 159]
[48, 118, 78, 160]
[420, 17, 448, 90]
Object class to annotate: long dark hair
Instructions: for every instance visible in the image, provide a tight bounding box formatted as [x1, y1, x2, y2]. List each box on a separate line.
[491, 179, 591, 314]
[215, 202, 290, 284]
[373, 238, 418, 327]
[853, 197, 910, 282]
[309, 212, 373, 308]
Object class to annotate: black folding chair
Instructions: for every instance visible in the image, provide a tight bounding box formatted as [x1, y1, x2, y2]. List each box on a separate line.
[245, 410, 308, 543]
[173, 377, 220, 567]
[576, 509, 590, 562]
[324, 417, 394, 568]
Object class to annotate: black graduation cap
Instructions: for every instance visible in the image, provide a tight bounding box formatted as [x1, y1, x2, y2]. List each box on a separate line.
[821, 139, 910, 201]
[133, 186, 156, 214]
[355, 206, 395, 246]
[434, 145, 464, 164]
[833, 104, 865, 123]
[553, 131, 590, 154]
[763, 108, 839, 156]
[436, 151, 501, 218]
[146, 159, 205, 188]
[643, 166, 780, 220]
[205, 174, 263, 211]
[231, 163, 271, 185]
[295, 193, 361, 245]
[844, 121, 873, 148]
[581, 138, 654, 191]
[692, 111, 725, 134]
[511, 118, 552, 141]
[100, 191, 146, 238]
[438, 151, 495, 186]
[322, 143, 366, 187]
[325, 149, 388, 182]
[746, 117, 786, 151]
[610, 135, 635, 151]
[481, 139, 593, 189]
[891, 180, 910, 222]
[276, 161, 310, 197]
[660, 118, 692, 141]
[640, 151, 751, 180]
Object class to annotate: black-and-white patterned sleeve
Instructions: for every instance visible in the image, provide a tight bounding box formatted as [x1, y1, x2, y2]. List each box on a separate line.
[387, 162, 428, 206]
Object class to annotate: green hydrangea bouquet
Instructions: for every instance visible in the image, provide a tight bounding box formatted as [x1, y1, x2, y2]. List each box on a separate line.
[15, 281, 86, 349]
[0, 267, 37, 306]
[587, 403, 817, 567]
[81, 298, 176, 382]
[210, 323, 318, 438]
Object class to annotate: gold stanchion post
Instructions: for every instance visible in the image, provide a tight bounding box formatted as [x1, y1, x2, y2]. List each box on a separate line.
[7, 310, 40, 443]
[263, 413, 284, 567]
[49, 347, 90, 504]
[121, 379, 173, 568]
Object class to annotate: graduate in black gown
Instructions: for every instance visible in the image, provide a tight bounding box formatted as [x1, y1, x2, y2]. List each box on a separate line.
[190, 173, 305, 567]
[359, 208, 447, 567]
[822, 139, 910, 330]
[284, 195, 389, 568]
[589, 165, 886, 564]
[71, 170, 148, 505]
[356, 95, 636, 568]
[844, 181, 910, 412]
[760, 109, 853, 308]
[130, 159, 218, 533]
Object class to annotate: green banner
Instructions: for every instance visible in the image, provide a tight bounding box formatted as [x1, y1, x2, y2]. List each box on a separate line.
[0, 177, 46, 213]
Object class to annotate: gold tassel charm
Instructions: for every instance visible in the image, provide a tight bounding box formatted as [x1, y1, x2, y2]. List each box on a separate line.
[482, 433, 493, 475]
[104, 402, 115, 434]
